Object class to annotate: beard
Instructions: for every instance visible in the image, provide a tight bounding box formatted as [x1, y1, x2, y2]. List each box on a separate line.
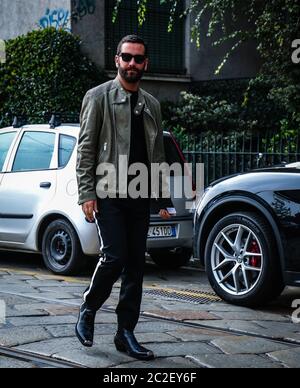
[119, 66, 145, 83]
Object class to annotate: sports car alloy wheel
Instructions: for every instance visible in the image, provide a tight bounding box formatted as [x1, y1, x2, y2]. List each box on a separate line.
[211, 224, 263, 296]
[205, 212, 284, 306]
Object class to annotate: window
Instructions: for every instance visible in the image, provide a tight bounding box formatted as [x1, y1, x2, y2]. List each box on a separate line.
[13, 132, 56, 172]
[58, 135, 77, 168]
[0, 132, 16, 171]
[105, 0, 185, 75]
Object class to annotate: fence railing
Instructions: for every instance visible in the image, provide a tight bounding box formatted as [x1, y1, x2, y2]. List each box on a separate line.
[177, 130, 300, 187]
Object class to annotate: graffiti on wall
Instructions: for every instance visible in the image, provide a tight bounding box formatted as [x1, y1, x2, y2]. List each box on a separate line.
[0, 39, 6, 64]
[39, 8, 70, 31]
[71, 0, 96, 23]
[39, 1, 96, 30]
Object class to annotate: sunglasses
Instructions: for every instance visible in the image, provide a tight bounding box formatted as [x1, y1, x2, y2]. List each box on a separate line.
[119, 53, 146, 64]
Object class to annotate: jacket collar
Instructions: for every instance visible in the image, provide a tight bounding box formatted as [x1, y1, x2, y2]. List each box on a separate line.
[112, 78, 146, 114]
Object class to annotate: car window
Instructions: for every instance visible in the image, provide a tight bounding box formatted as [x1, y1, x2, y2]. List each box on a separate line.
[58, 134, 77, 168]
[0, 132, 16, 171]
[164, 136, 184, 167]
[12, 131, 56, 172]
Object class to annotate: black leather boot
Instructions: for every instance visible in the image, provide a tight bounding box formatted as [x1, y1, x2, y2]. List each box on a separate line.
[114, 329, 155, 360]
[75, 304, 96, 347]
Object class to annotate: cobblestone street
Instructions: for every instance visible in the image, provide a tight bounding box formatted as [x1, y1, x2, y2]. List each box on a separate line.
[0, 255, 300, 368]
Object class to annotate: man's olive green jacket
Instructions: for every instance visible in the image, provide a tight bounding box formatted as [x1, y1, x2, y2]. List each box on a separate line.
[76, 78, 170, 206]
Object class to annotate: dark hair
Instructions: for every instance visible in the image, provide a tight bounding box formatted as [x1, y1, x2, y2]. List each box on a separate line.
[117, 35, 148, 57]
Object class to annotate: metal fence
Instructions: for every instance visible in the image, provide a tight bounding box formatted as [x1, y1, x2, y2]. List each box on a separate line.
[177, 130, 300, 187]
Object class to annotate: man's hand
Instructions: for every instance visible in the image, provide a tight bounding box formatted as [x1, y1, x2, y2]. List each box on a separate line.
[82, 200, 98, 223]
[159, 209, 172, 220]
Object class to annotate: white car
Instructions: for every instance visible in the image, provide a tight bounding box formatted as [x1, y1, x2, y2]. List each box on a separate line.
[0, 120, 194, 274]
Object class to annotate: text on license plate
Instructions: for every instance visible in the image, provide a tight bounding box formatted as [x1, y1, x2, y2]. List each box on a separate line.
[148, 225, 177, 238]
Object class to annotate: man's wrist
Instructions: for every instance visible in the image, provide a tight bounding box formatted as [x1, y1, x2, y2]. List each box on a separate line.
[78, 192, 97, 206]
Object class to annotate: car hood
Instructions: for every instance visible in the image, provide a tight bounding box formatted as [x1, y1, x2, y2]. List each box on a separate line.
[208, 167, 300, 195]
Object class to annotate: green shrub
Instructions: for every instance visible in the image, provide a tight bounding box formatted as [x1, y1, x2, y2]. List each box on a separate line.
[162, 90, 255, 140]
[162, 77, 291, 143]
[0, 28, 106, 127]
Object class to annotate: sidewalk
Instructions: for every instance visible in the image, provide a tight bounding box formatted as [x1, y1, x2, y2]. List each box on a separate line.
[0, 267, 300, 368]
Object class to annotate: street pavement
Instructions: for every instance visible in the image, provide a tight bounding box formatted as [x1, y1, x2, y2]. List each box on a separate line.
[0, 254, 300, 369]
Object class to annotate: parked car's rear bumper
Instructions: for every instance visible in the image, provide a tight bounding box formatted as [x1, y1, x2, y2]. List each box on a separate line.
[77, 222, 100, 256]
[80, 215, 193, 256]
[147, 215, 193, 250]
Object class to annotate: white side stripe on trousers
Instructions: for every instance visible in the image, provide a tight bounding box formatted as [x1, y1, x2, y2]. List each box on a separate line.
[83, 212, 106, 304]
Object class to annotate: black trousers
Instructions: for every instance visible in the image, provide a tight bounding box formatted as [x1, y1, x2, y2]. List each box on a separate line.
[83, 197, 150, 332]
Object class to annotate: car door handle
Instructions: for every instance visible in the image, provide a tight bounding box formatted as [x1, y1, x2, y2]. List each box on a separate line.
[40, 182, 51, 189]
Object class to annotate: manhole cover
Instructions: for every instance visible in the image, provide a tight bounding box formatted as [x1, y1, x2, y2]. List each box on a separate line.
[144, 287, 221, 304]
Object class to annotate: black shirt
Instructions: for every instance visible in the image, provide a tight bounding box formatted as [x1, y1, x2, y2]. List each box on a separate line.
[126, 92, 150, 198]
[126, 92, 173, 211]
[129, 92, 149, 168]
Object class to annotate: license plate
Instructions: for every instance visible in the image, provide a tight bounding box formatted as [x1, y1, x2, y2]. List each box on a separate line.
[148, 225, 177, 239]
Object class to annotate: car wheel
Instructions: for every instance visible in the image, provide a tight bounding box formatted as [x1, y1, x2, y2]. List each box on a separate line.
[205, 212, 284, 307]
[42, 219, 86, 275]
[149, 248, 192, 269]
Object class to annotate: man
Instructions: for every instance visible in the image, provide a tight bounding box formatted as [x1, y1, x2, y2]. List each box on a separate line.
[76, 35, 173, 361]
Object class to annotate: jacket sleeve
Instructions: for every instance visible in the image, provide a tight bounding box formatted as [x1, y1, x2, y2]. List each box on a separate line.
[76, 91, 102, 205]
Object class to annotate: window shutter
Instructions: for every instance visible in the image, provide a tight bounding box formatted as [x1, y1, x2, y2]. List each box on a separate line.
[105, 0, 185, 75]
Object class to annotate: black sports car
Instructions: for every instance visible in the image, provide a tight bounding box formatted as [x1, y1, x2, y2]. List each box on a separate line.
[194, 162, 300, 306]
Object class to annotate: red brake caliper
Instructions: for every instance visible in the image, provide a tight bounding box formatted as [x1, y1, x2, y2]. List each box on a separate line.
[249, 241, 260, 267]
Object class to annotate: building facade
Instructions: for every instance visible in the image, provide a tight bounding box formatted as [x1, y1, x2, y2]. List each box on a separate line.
[0, 0, 261, 101]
